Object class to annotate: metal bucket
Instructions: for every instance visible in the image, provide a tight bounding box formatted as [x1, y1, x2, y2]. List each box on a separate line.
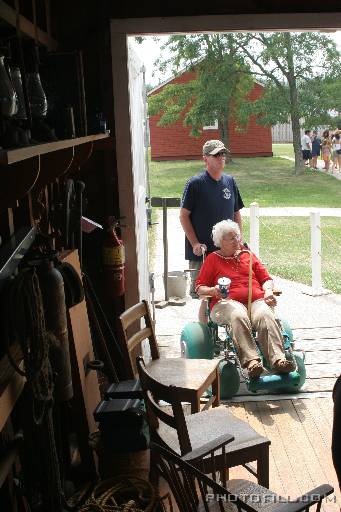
[167, 271, 188, 298]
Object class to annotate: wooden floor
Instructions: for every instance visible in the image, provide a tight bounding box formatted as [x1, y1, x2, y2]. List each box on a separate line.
[158, 325, 341, 511]
[228, 397, 339, 511]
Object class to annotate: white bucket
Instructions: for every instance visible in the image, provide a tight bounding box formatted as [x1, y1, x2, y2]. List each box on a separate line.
[167, 271, 188, 298]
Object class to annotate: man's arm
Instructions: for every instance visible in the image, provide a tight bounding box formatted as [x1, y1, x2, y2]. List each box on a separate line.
[179, 208, 206, 256]
[234, 209, 243, 239]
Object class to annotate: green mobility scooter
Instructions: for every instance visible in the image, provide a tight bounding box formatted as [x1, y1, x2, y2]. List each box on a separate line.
[180, 277, 306, 399]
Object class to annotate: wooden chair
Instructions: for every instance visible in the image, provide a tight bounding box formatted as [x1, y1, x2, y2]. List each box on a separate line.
[118, 299, 220, 413]
[152, 442, 334, 512]
[137, 356, 271, 487]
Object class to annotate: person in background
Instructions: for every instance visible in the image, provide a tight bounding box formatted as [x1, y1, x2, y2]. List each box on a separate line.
[332, 374, 341, 490]
[332, 132, 341, 172]
[321, 130, 332, 172]
[301, 129, 312, 166]
[310, 130, 321, 170]
[196, 219, 295, 378]
[180, 139, 244, 323]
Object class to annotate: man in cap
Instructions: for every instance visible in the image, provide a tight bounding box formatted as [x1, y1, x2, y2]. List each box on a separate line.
[180, 139, 244, 321]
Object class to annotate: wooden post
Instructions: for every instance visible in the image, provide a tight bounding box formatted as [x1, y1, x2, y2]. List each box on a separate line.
[310, 210, 322, 295]
[150, 197, 181, 303]
[249, 202, 259, 257]
[162, 198, 168, 301]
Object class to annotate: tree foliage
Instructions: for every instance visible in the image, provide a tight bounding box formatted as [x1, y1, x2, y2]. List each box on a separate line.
[236, 32, 341, 174]
[147, 34, 253, 149]
[147, 31, 341, 176]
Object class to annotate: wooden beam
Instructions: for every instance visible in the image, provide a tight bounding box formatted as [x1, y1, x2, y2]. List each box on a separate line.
[0, 0, 58, 50]
[111, 31, 140, 309]
[110, 12, 341, 35]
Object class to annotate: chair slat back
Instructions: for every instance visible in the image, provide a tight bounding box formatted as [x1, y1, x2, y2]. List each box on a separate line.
[119, 300, 159, 377]
[152, 443, 244, 512]
[137, 356, 192, 455]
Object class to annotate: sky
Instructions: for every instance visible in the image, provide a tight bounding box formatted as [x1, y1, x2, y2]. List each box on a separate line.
[129, 31, 341, 87]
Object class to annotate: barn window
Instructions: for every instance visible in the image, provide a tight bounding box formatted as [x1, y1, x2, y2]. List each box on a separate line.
[203, 120, 218, 130]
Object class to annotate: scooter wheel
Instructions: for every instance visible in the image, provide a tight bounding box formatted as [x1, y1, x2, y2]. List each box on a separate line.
[180, 322, 214, 359]
[280, 318, 294, 344]
[293, 351, 306, 389]
[219, 359, 240, 399]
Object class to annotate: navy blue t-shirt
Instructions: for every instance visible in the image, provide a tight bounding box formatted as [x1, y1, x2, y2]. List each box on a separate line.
[181, 170, 244, 261]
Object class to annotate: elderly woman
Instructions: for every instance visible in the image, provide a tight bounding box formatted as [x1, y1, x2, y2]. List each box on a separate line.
[196, 219, 295, 378]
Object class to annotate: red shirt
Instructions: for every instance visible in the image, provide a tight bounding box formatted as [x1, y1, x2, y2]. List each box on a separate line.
[196, 250, 271, 309]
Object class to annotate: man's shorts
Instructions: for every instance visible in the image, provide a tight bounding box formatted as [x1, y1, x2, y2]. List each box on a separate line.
[302, 149, 312, 161]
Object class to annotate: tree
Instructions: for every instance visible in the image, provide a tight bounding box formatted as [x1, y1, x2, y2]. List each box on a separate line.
[236, 32, 341, 175]
[147, 34, 253, 151]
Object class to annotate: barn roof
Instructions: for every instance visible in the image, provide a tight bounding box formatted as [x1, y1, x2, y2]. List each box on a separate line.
[147, 64, 265, 96]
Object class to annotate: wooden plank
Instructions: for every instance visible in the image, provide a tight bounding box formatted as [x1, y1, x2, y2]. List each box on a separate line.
[294, 327, 341, 339]
[63, 250, 101, 434]
[254, 400, 301, 498]
[305, 352, 341, 364]
[295, 339, 341, 351]
[306, 364, 340, 379]
[274, 400, 315, 494]
[226, 403, 253, 481]
[283, 401, 331, 494]
[244, 401, 286, 497]
[304, 378, 336, 392]
[292, 399, 340, 511]
[111, 12, 341, 35]
[0, 369, 25, 432]
[315, 396, 334, 430]
[0, 134, 109, 165]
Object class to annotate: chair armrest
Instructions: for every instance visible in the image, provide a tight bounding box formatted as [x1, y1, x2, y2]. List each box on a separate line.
[271, 484, 334, 512]
[181, 433, 234, 463]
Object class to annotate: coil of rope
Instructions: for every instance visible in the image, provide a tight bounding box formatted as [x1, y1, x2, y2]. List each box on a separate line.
[1, 266, 64, 511]
[2, 267, 55, 424]
[76, 476, 163, 512]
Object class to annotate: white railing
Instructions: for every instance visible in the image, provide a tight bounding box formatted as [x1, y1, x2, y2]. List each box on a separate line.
[249, 203, 329, 296]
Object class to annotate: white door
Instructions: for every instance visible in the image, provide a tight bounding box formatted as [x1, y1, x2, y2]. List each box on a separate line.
[127, 43, 150, 301]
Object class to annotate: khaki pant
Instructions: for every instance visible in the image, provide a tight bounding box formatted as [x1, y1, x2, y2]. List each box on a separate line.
[211, 299, 285, 368]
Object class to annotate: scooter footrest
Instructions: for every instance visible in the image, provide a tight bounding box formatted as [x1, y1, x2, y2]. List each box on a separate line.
[247, 371, 301, 393]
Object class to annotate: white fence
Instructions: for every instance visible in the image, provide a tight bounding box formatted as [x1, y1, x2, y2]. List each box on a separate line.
[249, 203, 328, 296]
[272, 123, 329, 143]
[271, 123, 296, 143]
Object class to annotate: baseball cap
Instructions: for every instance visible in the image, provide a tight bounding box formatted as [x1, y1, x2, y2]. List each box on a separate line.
[202, 139, 229, 155]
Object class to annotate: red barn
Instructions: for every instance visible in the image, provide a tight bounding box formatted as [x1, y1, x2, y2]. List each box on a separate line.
[148, 70, 272, 160]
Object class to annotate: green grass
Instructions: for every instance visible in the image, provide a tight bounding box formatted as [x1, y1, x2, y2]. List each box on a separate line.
[150, 153, 341, 208]
[242, 217, 341, 294]
[272, 143, 295, 159]
[148, 147, 341, 293]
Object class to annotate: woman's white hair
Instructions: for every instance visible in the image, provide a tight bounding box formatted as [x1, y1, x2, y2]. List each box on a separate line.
[212, 219, 241, 248]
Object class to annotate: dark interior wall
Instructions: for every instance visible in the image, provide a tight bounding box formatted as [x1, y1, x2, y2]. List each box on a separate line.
[50, 3, 119, 219]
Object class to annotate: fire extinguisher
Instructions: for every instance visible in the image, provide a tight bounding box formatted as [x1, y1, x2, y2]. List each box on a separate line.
[102, 220, 125, 298]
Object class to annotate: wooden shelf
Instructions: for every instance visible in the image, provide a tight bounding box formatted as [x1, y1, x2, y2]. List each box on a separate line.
[0, 0, 58, 50]
[0, 134, 110, 166]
